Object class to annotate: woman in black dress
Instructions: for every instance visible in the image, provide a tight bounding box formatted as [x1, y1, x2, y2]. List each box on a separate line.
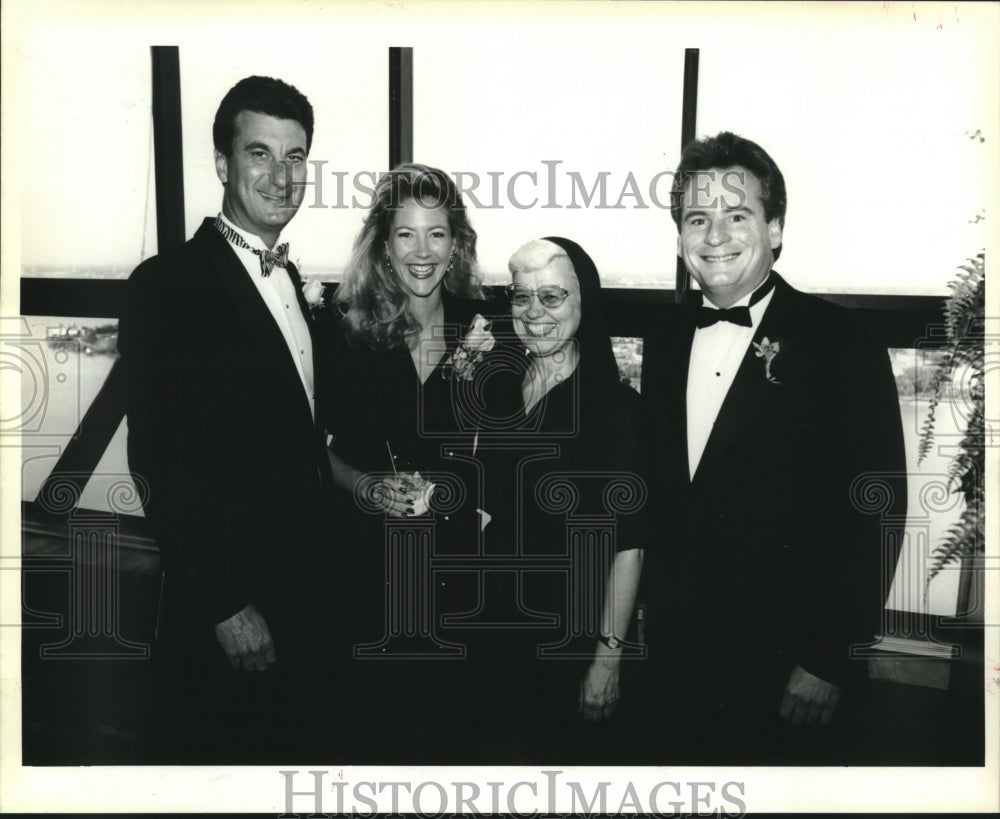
[317, 164, 508, 760]
[461, 236, 647, 762]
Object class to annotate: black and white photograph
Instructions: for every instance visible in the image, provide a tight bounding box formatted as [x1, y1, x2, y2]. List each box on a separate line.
[1, 0, 997, 813]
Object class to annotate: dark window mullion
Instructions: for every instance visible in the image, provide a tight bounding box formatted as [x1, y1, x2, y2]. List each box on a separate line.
[389, 47, 413, 170]
[151, 45, 186, 253]
[674, 48, 699, 301]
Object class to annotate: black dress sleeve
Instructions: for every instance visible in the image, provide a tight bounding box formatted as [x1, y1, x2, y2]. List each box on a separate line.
[585, 386, 650, 553]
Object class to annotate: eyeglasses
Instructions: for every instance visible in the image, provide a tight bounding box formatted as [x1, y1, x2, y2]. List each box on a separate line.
[505, 284, 576, 309]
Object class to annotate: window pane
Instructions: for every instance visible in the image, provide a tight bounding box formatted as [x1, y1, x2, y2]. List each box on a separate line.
[14, 317, 139, 516]
[414, 36, 685, 287]
[612, 337, 642, 393]
[20, 45, 156, 278]
[696, 26, 992, 295]
[179, 47, 387, 283]
[887, 348, 968, 617]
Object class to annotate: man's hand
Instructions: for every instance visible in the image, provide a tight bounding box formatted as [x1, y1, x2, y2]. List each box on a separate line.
[579, 660, 621, 722]
[779, 664, 841, 726]
[214, 604, 276, 671]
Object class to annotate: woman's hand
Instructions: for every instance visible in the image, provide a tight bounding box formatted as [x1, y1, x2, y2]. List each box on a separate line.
[579, 658, 621, 722]
[579, 548, 641, 722]
[359, 474, 416, 517]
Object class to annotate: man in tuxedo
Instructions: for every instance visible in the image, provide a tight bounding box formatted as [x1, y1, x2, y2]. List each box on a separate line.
[641, 132, 906, 762]
[119, 76, 331, 761]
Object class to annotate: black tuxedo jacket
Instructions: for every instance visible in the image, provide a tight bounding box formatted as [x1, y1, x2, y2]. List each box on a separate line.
[119, 219, 331, 641]
[641, 274, 906, 701]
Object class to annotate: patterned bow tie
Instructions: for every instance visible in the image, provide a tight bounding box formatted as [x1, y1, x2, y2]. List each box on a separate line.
[215, 216, 289, 276]
[255, 244, 289, 276]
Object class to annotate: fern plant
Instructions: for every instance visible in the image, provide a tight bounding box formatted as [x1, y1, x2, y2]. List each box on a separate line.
[918, 251, 985, 584]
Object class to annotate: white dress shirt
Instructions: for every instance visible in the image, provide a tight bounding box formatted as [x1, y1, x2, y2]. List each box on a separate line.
[686, 281, 776, 480]
[217, 213, 315, 419]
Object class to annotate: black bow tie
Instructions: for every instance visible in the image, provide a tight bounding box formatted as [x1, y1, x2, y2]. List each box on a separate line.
[695, 275, 776, 329]
[215, 216, 289, 276]
[696, 305, 752, 328]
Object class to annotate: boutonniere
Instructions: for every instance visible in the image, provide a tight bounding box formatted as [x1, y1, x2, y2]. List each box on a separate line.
[302, 280, 326, 310]
[442, 313, 496, 381]
[752, 336, 781, 384]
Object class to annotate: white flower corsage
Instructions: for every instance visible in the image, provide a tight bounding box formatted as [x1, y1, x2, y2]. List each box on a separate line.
[442, 314, 496, 381]
[302, 280, 326, 309]
[752, 336, 781, 384]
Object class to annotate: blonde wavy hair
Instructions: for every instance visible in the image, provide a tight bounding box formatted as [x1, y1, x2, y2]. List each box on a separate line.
[335, 164, 484, 350]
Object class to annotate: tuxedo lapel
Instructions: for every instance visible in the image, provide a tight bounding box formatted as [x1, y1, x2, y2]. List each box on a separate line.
[195, 220, 314, 426]
[284, 260, 325, 388]
[692, 278, 791, 486]
[283, 260, 314, 324]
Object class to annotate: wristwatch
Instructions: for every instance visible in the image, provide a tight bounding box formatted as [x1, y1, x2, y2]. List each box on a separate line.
[597, 633, 622, 649]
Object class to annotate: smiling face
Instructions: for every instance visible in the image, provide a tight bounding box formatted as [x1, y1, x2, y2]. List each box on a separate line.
[677, 166, 782, 308]
[509, 242, 582, 359]
[215, 110, 308, 248]
[386, 199, 454, 301]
